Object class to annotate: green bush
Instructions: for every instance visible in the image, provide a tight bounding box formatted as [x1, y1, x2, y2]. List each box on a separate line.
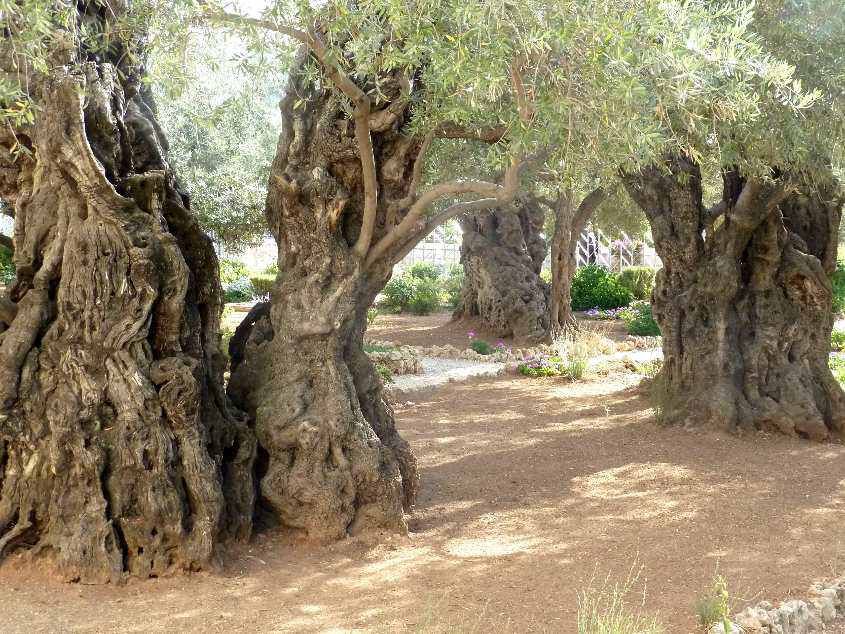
[470, 339, 493, 355]
[407, 278, 441, 315]
[443, 264, 464, 309]
[407, 262, 441, 281]
[617, 266, 656, 300]
[224, 278, 254, 303]
[382, 276, 415, 311]
[830, 355, 845, 384]
[832, 330, 845, 351]
[250, 273, 275, 298]
[833, 261, 845, 316]
[571, 265, 633, 310]
[0, 245, 14, 285]
[621, 300, 660, 336]
[219, 258, 249, 286]
[263, 262, 279, 275]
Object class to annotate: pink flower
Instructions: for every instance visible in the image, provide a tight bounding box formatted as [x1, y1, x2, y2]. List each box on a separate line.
[467, 330, 477, 339]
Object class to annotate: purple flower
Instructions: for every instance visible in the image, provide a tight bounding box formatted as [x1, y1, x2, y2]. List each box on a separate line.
[467, 330, 476, 339]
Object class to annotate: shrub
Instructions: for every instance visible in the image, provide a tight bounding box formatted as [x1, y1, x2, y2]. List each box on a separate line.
[442, 264, 464, 309]
[518, 354, 566, 377]
[219, 258, 249, 286]
[407, 262, 441, 281]
[224, 278, 254, 303]
[250, 273, 275, 299]
[832, 330, 845, 351]
[617, 266, 655, 300]
[367, 307, 379, 325]
[263, 262, 279, 275]
[830, 355, 845, 384]
[375, 364, 394, 384]
[694, 576, 733, 632]
[571, 265, 633, 310]
[0, 245, 14, 285]
[364, 343, 394, 353]
[620, 301, 660, 336]
[470, 339, 494, 355]
[407, 278, 441, 315]
[382, 276, 415, 311]
[833, 261, 845, 316]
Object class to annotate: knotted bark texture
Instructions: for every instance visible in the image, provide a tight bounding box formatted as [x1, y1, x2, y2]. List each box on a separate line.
[454, 196, 549, 342]
[624, 157, 845, 439]
[0, 61, 254, 582]
[228, 53, 419, 541]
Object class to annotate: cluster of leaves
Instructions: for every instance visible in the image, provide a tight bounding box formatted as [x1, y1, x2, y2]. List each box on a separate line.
[0, 245, 14, 285]
[617, 267, 656, 301]
[831, 261, 845, 316]
[829, 354, 845, 384]
[571, 265, 633, 311]
[221, 260, 277, 303]
[620, 301, 661, 337]
[380, 263, 463, 315]
[832, 330, 845, 352]
[518, 353, 586, 380]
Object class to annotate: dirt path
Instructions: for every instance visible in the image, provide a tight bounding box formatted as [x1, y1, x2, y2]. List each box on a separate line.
[3, 372, 845, 633]
[365, 311, 630, 349]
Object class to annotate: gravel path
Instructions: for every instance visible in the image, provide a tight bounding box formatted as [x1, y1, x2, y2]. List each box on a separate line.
[388, 356, 504, 393]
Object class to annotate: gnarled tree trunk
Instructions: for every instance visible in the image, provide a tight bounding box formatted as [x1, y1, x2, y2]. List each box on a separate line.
[624, 156, 845, 440]
[546, 188, 608, 340]
[454, 196, 548, 342]
[228, 53, 418, 541]
[0, 47, 254, 580]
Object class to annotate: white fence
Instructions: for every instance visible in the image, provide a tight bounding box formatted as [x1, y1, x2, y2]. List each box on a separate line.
[395, 230, 660, 274]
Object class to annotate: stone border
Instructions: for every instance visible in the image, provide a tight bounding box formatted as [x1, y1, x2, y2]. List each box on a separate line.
[711, 579, 845, 633]
[366, 336, 661, 365]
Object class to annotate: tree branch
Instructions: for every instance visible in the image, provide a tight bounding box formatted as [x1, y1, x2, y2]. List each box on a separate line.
[205, 10, 379, 258]
[434, 122, 508, 144]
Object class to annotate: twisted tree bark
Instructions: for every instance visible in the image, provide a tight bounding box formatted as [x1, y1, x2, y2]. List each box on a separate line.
[228, 53, 419, 541]
[454, 196, 549, 343]
[546, 188, 608, 340]
[0, 18, 254, 581]
[624, 156, 845, 439]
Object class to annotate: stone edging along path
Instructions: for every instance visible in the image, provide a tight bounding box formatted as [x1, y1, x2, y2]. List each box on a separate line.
[713, 578, 845, 633]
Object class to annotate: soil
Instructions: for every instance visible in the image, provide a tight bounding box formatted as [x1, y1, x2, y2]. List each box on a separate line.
[3, 370, 845, 632]
[366, 311, 630, 349]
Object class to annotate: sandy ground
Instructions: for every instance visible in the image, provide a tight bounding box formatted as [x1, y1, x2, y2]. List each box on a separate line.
[365, 311, 630, 349]
[3, 371, 845, 633]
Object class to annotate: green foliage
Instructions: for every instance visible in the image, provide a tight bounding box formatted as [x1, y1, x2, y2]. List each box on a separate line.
[406, 262, 441, 281]
[381, 276, 416, 312]
[219, 258, 249, 286]
[375, 364, 393, 385]
[152, 33, 280, 251]
[382, 271, 447, 314]
[0, 246, 15, 285]
[470, 339, 493, 355]
[367, 307, 379, 326]
[617, 267, 656, 301]
[407, 278, 441, 315]
[832, 262, 845, 316]
[250, 274, 275, 298]
[263, 262, 279, 276]
[571, 265, 633, 311]
[620, 301, 661, 337]
[224, 278, 254, 303]
[518, 355, 565, 377]
[832, 330, 845, 352]
[695, 576, 733, 632]
[830, 355, 845, 384]
[442, 264, 464, 310]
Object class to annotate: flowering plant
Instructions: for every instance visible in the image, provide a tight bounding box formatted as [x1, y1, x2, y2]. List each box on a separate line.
[584, 306, 627, 320]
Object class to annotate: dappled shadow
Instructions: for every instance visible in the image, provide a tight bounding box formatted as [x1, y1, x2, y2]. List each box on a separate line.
[4, 371, 845, 633]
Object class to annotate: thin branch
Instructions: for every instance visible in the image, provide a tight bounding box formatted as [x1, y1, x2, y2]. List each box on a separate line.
[509, 58, 535, 123]
[206, 10, 379, 258]
[434, 122, 509, 144]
